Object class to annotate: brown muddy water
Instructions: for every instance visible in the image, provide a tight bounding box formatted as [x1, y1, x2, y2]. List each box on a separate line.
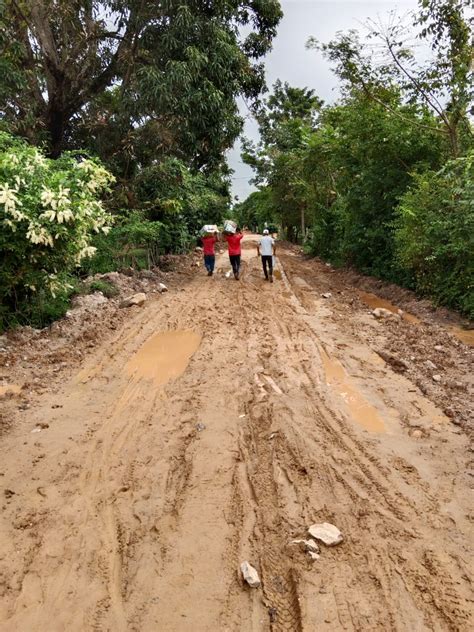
[319, 348, 386, 433]
[358, 291, 420, 324]
[359, 290, 473, 347]
[449, 326, 474, 347]
[126, 330, 201, 386]
[0, 384, 22, 397]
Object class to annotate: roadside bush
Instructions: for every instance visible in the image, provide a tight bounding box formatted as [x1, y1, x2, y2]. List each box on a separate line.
[134, 158, 229, 246]
[83, 211, 164, 274]
[395, 152, 474, 317]
[305, 97, 444, 280]
[0, 132, 113, 329]
[85, 159, 229, 274]
[86, 280, 119, 299]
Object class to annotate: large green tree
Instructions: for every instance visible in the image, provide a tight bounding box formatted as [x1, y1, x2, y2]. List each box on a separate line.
[242, 80, 322, 238]
[0, 0, 282, 167]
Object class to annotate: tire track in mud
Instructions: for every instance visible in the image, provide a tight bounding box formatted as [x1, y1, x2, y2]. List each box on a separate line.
[256, 253, 473, 631]
[75, 377, 166, 630]
[0, 279, 216, 631]
[233, 277, 304, 631]
[224, 247, 471, 631]
[213, 251, 464, 631]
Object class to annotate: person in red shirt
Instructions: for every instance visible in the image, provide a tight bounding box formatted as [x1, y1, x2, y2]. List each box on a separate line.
[201, 232, 218, 276]
[225, 228, 244, 280]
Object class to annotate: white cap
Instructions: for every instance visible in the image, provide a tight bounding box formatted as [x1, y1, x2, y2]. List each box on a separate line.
[263, 229, 269, 235]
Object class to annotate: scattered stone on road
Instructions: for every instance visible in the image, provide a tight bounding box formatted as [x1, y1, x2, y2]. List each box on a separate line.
[308, 522, 344, 546]
[425, 360, 437, 370]
[308, 551, 321, 561]
[72, 292, 108, 310]
[376, 350, 409, 372]
[120, 293, 147, 308]
[240, 561, 261, 588]
[372, 307, 396, 319]
[268, 607, 278, 623]
[321, 292, 332, 299]
[432, 374, 442, 383]
[158, 283, 168, 293]
[291, 539, 320, 554]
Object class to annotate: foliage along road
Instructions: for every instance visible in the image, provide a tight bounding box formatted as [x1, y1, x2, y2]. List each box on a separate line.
[0, 236, 472, 631]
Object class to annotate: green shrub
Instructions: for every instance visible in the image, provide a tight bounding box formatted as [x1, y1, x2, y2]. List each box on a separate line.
[305, 97, 444, 281]
[83, 211, 164, 274]
[395, 151, 474, 317]
[87, 280, 119, 298]
[1, 279, 78, 330]
[0, 132, 113, 329]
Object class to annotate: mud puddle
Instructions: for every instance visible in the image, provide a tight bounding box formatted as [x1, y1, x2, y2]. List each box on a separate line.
[0, 384, 22, 397]
[358, 291, 420, 324]
[126, 330, 201, 386]
[359, 290, 473, 347]
[319, 348, 386, 433]
[449, 326, 474, 347]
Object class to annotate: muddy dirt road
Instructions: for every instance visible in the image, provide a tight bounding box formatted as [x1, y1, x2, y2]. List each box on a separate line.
[0, 236, 472, 631]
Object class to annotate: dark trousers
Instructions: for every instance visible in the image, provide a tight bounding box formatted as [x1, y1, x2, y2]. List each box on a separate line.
[261, 255, 273, 278]
[204, 254, 215, 272]
[229, 254, 241, 275]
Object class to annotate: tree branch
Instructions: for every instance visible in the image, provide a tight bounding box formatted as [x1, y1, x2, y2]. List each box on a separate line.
[357, 78, 447, 136]
[384, 37, 451, 128]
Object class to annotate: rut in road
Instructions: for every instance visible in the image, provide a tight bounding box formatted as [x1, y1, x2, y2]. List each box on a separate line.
[0, 237, 472, 632]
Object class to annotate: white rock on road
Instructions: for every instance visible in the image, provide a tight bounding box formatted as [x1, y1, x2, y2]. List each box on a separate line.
[72, 292, 108, 310]
[372, 307, 395, 320]
[291, 539, 320, 553]
[120, 293, 147, 308]
[240, 561, 261, 588]
[158, 283, 168, 293]
[308, 522, 344, 546]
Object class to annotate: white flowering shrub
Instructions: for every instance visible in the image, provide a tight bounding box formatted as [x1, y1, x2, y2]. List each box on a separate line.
[0, 133, 114, 325]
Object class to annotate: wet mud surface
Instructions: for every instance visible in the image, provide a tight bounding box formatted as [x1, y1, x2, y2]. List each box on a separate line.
[0, 237, 472, 631]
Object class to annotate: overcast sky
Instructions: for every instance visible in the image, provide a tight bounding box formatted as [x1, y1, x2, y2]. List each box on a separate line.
[228, 0, 419, 201]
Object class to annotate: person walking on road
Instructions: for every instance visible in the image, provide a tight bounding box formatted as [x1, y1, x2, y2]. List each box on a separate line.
[225, 228, 244, 280]
[201, 231, 218, 276]
[258, 229, 276, 282]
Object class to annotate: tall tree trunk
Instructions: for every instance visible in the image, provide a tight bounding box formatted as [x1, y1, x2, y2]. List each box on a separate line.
[300, 206, 306, 243]
[47, 107, 67, 158]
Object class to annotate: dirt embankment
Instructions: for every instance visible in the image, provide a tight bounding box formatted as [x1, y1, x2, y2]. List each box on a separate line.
[0, 237, 472, 631]
[0, 252, 202, 435]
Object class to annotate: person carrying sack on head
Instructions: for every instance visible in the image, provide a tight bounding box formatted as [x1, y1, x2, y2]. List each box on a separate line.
[257, 229, 276, 282]
[202, 231, 218, 276]
[225, 228, 244, 280]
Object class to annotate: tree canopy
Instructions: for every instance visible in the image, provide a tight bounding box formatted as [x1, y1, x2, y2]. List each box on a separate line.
[0, 0, 282, 167]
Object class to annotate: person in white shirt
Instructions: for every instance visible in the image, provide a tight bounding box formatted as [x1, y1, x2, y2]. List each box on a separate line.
[257, 229, 276, 282]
